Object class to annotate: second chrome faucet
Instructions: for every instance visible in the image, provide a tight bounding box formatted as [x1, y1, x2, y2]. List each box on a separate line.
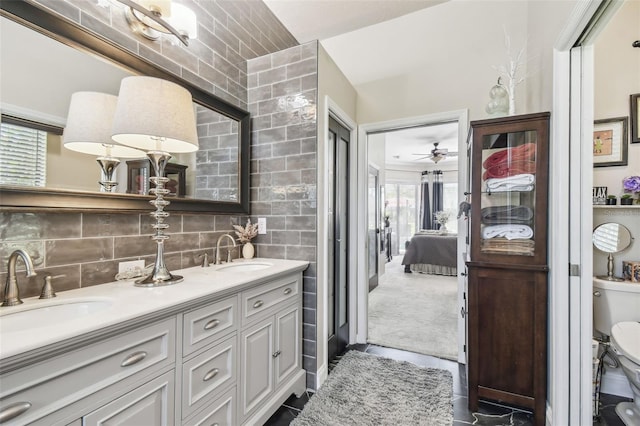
[215, 234, 237, 265]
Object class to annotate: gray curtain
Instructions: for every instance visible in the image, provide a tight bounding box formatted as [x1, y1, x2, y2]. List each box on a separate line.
[431, 170, 443, 229]
[419, 171, 431, 230]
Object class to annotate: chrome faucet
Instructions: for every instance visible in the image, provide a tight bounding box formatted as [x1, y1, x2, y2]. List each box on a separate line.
[215, 234, 237, 265]
[2, 249, 37, 306]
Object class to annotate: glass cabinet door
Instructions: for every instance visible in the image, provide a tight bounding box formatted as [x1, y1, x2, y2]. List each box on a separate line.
[479, 130, 538, 256]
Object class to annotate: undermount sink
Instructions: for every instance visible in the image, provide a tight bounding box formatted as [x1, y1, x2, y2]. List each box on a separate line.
[216, 261, 273, 272]
[0, 298, 113, 333]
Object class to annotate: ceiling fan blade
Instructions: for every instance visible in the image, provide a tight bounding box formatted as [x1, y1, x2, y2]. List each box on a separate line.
[413, 155, 432, 161]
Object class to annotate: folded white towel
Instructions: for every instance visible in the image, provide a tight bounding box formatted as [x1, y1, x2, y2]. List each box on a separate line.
[486, 174, 535, 192]
[482, 224, 534, 240]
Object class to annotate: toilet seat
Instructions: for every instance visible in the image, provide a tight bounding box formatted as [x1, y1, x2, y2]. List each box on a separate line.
[611, 321, 640, 365]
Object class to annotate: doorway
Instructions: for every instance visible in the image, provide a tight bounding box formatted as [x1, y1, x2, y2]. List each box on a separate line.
[355, 110, 469, 363]
[327, 116, 350, 364]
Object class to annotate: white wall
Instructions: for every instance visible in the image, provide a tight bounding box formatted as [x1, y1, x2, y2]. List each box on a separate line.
[349, 0, 576, 124]
[317, 43, 358, 385]
[592, 0, 640, 283]
[593, 0, 640, 198]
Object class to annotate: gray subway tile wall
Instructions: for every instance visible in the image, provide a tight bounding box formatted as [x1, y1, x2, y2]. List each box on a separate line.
[247, 41, 319, 389]
[3, 0, 322, 390]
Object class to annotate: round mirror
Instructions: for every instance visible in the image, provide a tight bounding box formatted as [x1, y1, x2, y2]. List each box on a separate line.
[592, 222, 632, 253]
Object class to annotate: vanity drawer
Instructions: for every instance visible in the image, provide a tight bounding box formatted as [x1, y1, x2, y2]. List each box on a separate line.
[183, 386, 236, 426]
[182, 335, 237, 420]
[0, 318, 176, 425]
[183, 295, 238, 356]
[242, 275, 301, 325]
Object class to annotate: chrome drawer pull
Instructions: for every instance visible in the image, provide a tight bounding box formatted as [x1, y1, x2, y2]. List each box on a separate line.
[121, 351, 148, 367]
[272, 350, 281, 358]
[0, 401, 32, 422]
[283, 288, 292, 295]
[253, 300, 263, 308]
[203, 368, 220, 381]
[204, 319, 221, 330]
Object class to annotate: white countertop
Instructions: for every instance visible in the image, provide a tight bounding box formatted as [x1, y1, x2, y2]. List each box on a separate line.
[0, 258, 309, 361]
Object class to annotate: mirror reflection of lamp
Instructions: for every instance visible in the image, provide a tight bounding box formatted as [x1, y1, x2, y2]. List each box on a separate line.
[111, 76, 198, 287]
[63, 92, 146, 192]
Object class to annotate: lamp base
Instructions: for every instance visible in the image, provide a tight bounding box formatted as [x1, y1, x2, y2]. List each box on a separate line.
[134, 273, 183, 287]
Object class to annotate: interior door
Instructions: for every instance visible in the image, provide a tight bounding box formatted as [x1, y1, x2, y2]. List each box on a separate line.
[327, 116, 350, 363]
[367, 166, 380, 292]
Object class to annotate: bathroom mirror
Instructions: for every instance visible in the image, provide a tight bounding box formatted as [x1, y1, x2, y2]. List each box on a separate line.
[0, 2, 249, 214]
[592, 222, 633, 281]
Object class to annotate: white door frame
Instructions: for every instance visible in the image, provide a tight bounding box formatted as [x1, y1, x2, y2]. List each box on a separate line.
[550, 1, 623, 424]
[316, 96, 358, 388]
[355, 109, 469, 363]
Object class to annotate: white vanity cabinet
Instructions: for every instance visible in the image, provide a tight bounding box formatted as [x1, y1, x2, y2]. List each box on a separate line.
[0, 318, 176, 425]
[0, 264, 307, 426]
[239, 274, 305, 425]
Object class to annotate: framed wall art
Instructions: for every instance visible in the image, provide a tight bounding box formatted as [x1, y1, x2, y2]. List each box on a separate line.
[593, 117, 628, 167]
[631, 93, 639, 144]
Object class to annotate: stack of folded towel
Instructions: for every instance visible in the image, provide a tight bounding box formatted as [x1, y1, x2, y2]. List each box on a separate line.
[480, 205, 533, 225]
[481, 224, 533, 240]
[485, 174, 535, 192]
[481, 238, 535, 256]
[482, 143, 537, 180]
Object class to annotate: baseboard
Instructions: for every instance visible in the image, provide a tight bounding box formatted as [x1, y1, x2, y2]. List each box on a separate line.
[601, 365, 633, 398]
[316, 363, 328, 390]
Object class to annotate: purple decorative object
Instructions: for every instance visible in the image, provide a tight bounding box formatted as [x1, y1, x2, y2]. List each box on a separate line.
[622, 176, 640, 193]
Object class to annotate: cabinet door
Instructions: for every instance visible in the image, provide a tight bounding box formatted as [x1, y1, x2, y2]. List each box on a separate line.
[82, 371, 175, 426]
[468, 267, 547, 412]
[274, 305, 300, 387]
[240, 319, 273, 418]
[470, 112, 549, 266]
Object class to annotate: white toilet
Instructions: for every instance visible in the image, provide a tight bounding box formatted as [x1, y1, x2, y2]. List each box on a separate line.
[593, 277, 640, 426]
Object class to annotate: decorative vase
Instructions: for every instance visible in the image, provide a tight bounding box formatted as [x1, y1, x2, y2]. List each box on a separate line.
[439, 223, 447, 234]
[242, 242, 255, 259]
[621, 198, 633, 206]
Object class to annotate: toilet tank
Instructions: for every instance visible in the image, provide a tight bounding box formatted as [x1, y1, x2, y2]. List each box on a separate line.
[593, 277, 640, 336]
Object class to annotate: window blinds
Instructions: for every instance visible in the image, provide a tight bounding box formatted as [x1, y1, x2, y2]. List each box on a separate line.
[0, 122, 47, 187]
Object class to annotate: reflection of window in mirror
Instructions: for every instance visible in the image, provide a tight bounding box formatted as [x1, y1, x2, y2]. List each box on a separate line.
[0, 121, 47, 187]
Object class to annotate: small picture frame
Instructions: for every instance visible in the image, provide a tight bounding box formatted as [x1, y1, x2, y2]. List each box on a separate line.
[592, 186, 607, 205]
[593, 117, 628, 167]
[630, 93, 640, 144]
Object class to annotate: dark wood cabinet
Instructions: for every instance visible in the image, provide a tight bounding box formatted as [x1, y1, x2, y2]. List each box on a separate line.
[466, 112, 550, 426]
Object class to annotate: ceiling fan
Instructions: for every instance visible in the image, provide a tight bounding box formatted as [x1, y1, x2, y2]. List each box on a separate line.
[412, 142, 458, 163]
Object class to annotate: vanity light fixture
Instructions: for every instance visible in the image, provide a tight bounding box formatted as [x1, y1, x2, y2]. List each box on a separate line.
[112, 76, 198, 287]
[63, 92, 146, 192]
[118, 0, 197, 46]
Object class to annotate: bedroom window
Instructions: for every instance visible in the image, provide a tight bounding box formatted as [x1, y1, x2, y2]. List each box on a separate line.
[442, 182, 458, 233]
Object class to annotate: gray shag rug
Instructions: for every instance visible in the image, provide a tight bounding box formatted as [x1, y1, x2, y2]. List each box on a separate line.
[291, 351, 453, 426]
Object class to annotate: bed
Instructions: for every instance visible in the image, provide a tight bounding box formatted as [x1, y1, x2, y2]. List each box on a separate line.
[401, 232, 458, 276]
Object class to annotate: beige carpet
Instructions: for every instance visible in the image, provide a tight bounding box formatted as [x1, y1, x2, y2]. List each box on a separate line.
[368, 256, 458, 360]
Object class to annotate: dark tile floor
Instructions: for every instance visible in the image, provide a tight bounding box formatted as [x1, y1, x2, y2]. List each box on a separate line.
[264, 343, 631, 425]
